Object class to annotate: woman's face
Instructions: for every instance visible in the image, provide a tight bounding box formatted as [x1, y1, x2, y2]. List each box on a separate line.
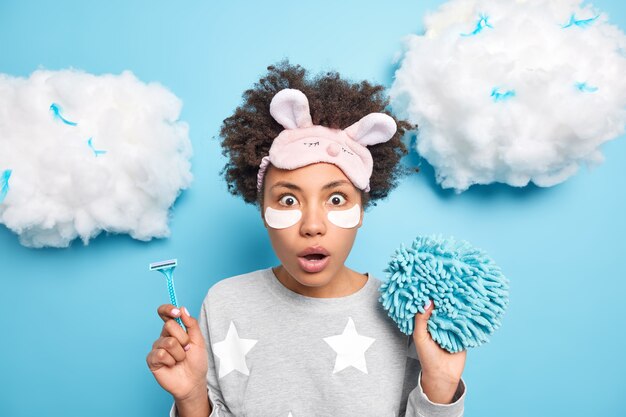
[262, 162, 364, 290]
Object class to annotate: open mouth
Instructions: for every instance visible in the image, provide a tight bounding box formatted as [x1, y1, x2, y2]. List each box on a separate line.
[302, 254, 328, 261]
[297, 245, 331, 273]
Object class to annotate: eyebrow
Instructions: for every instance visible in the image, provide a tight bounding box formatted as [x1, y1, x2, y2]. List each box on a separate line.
[270, 180, 352, 192]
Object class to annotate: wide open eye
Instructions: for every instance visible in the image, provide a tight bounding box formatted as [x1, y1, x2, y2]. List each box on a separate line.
[327, 193, 347, 207]
[279, 194, 299, 207]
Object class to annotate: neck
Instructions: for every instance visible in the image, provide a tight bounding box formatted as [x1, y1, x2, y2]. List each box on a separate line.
[272, 265, 367, 298]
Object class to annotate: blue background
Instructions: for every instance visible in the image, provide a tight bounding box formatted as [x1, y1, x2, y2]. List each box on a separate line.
[1, 1, 625, 416]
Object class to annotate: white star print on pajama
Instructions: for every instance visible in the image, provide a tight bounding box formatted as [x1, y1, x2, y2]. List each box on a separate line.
[212, 321, 259, 378]
[213, 317, 376, 378]
[323, 316, 376, 374]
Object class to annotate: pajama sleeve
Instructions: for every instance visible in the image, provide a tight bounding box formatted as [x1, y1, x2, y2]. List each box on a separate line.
[404, 370, 466, 417]
[169, 297, 234, 417]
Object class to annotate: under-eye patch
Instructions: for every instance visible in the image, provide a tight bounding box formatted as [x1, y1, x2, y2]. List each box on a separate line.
[327, 204, 361, 229]
[264, 206, 302, 229]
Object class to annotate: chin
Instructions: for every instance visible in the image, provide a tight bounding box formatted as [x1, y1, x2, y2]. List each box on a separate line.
[290, 262, 335, 285]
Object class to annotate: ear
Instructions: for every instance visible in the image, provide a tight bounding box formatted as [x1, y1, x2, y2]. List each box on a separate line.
[344, 113, 397, 146]
[269, 88, 313, 129]
[357, 205, 364, 229]
[260, 205, 270, 229]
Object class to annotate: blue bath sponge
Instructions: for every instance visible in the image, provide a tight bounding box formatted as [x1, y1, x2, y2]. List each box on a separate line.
[378, 235, 509, 353]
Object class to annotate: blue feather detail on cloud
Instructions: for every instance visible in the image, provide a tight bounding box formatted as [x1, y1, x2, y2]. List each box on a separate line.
[50, 103, 77, 126]
[491, 87, 516, 102]
[461, 14, 493, 36]
[561, 13, 599, 29]
[87, 137, 107, 157]
[575, 81, 598, 92]
[1, 169, 12, 203]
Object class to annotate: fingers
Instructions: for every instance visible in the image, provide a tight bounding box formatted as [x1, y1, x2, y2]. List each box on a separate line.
[147, 304, 203, 374]
[157, 304, 182, 323]
[155, 304, 203, 352]
[413, 299, 435, 342]
[146, 336, 187, 371]
[160, 316, 192, 348]
[177, 306, 204, 347]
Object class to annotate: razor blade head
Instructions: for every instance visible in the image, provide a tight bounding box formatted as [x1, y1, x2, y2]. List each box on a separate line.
[149, 259, 178, 271]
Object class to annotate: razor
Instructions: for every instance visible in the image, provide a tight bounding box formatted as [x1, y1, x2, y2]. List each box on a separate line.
[149, 259, 186, 331]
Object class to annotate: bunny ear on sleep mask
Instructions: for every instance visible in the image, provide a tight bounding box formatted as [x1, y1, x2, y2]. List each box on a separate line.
[344, 112, 397, 147]
[257, 88, 397, 192]
[269, 88, 313, 129]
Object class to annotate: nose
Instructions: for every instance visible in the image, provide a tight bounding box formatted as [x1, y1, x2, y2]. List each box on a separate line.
[299, 204, 327, 237]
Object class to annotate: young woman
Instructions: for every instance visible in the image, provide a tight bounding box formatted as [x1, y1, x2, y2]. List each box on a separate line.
[146, 61, 467, 417]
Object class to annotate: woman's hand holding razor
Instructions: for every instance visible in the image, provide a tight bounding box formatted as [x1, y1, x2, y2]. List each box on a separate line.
[146, 304, 210, 415]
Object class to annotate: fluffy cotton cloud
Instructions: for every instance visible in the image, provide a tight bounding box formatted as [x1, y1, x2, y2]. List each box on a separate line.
[0, 69, 192, 248]
[389, 0, 626, 192]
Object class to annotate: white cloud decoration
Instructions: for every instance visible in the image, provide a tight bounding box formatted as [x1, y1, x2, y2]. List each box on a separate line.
[389, 0, 626, 193]
[0, 69, 193, 248]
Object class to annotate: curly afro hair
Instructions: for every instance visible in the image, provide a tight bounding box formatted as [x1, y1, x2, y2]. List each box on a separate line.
[218, 59, 416, 210]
